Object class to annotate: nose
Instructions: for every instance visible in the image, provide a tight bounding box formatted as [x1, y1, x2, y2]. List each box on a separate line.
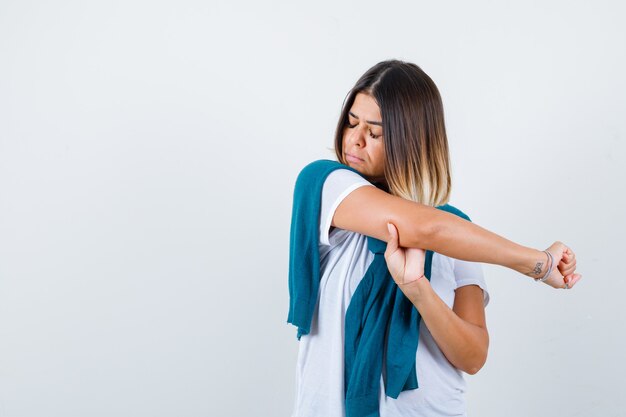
[346, 124, 366, 148]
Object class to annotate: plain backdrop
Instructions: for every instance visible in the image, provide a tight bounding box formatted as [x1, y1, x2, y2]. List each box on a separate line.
[1, 1, 625, 416]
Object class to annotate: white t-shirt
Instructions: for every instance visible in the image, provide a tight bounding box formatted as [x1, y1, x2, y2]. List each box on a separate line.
[291, 168, 490, 417]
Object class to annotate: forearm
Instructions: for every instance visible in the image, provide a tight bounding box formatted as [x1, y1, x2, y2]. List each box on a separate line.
[399, 208, 544, 278]
[405, 280, 488, 374]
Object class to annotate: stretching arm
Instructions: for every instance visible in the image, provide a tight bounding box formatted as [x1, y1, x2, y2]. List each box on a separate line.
[332, 185, 580, 287]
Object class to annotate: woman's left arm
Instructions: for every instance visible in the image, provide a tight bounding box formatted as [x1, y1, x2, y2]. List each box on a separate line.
[408, 282, 488, 375]
[384, 222, 488, 374]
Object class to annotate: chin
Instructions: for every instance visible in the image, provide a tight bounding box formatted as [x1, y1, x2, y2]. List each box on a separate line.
[348, 164, 367, 175]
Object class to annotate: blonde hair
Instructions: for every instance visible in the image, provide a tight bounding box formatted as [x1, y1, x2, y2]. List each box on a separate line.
[334, 60, 451, 206]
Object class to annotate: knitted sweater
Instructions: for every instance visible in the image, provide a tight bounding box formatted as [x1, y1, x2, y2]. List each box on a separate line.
[287, 159, 471, 417]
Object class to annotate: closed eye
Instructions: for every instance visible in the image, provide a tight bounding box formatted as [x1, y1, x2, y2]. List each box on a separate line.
[369, 129, 381, 139]
[346, 117, 382, 139]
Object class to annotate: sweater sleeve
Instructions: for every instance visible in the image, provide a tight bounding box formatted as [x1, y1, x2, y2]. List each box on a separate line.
[319, 169, 373, 246]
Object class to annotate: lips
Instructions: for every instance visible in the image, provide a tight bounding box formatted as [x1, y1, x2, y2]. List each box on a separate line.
[346, 153, 364, 162]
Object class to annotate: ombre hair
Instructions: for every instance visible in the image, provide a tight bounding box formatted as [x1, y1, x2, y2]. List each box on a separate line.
[334, 60, 452, 207]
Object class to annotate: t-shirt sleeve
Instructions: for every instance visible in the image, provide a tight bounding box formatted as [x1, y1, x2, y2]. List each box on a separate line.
[319, 169, 374, 246]
[453, 259, 490, 307]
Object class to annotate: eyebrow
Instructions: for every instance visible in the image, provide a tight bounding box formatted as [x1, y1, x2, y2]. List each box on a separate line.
[349, 111, 382, 126]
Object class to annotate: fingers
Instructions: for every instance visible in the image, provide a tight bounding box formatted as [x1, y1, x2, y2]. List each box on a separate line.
[559, 263, 577, 277]
[386, 222, 399, 253]
[564, 273, 582, 289]
[558, 247, 577, 277]
[542, 243, 582, 290]
[545, 269, 582, 290]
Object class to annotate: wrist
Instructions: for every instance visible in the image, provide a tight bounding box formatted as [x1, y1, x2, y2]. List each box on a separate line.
[401, 275, 431, 305]
[518, 248, 550, 280]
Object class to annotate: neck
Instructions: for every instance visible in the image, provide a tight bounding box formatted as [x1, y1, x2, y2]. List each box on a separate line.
[372, 181, 389, 193]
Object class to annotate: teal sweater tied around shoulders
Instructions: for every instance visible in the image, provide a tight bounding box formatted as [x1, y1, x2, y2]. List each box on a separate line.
[287, 160, 471, 417]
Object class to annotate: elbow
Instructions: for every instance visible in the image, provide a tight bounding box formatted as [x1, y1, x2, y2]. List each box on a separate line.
[463, 347, 489, 375]
[406, 214, 444, 249]
[465, 363, 484, 376]
[463, 358, 485, 376]
[391, 202, 447, 249]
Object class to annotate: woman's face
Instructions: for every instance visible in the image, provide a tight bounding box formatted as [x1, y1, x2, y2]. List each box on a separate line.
[341, 92, 386, 184]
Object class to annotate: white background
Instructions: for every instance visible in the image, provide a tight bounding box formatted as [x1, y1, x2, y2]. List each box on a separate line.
[1, 1, 624, 416]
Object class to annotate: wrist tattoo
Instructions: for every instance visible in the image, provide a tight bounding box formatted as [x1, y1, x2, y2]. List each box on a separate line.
[532, 262, 543, 276]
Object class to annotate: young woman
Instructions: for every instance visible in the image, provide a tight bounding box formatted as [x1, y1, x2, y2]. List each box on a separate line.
[288, 60, 581, 417]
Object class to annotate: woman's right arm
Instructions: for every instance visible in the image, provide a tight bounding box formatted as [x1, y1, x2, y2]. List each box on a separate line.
[332, 185, 580, 288]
